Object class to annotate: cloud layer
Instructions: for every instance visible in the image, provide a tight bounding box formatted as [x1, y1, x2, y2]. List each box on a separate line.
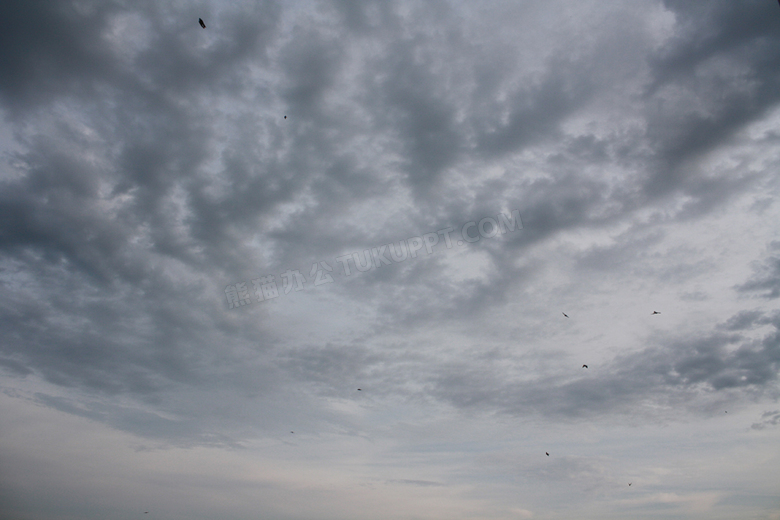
[1, 1, 779, 519]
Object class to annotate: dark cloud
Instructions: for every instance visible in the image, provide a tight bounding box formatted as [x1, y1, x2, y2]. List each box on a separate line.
[718, 310, 766, 331]
[751, 410, 780, 430]
[423, 309, 780, 419]
[0, 356, 33, 376]
[640, 1, 780, 206]
[736, 241, 780, 299]
[0, 0, 121, 113]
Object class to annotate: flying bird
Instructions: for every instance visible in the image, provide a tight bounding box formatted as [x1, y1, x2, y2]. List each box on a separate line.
[582, 364, 588, 369]
[628, 483, 632, 487]
[199, 18, 206, 28]
[545, 452, 549, 456]
[357, 388, 361, 391]
[562, 312, 569, 318]
[651, 311, 660, 315]
[284, 115, 287, 119]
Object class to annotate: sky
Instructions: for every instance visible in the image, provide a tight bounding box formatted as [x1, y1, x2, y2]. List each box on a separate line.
[0, 0, 779, 519]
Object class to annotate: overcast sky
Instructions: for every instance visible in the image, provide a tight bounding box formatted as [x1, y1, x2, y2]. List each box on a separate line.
[1, 1, 779, 519]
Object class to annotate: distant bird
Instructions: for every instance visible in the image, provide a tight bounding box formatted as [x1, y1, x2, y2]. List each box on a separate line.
[562, 312, 569, 318]
[651, 311, 660, 315]
[199, 18, 206, 28]
[284, 115, 287, 119]
[357, 388, 361, 391]
[546, 452, 549, 456]
[290, 431, 294, 434]
[582, 364, 588, 369]
[628, 483, 632, 487]
[725, 411, 727, 413]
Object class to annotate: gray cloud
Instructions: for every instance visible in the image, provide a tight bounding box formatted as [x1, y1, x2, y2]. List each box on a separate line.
[1, 0, 778, 439]
[736, 241, 780, 299]
[751, 410, 780, 430]
[422, 309, 780, 420]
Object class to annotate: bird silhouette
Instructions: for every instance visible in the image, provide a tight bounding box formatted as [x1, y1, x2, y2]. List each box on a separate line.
[545, 452, 549, 456]
[652, 311, 660, 315]
[628, 483, 632, 487]
[357, 388, 361, 391]
[199, 18, 206, 28]
[284, 115, 287, 119]
[582, 364, 588, 368]
[562, 312, 569, 318]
